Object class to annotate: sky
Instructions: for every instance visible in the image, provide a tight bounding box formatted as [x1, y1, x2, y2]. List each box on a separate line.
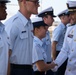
[6, 0, 68, 22]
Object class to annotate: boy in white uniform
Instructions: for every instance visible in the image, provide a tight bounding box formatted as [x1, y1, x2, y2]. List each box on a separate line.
[32, 16, 56, 75]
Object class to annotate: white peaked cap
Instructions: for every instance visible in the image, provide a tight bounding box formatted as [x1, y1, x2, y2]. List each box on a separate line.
[67, 0, 76, 7]
[66, 0, 76, 12]
[57, 9, 70, 17]
[31, 16, 43, 23]
[38, 6, 56, 17]
[31, 16, 48, 27]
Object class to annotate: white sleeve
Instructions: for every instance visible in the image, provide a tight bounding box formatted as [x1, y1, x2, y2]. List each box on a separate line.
[54, 27, 71, 68]
[32, 43, 44, 64]
[10, 23, 19, 50]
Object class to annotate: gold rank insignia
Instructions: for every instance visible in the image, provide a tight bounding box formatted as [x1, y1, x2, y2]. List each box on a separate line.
[68, 34, 73, 38]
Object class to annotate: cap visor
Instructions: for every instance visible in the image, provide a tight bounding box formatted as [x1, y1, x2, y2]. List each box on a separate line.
[3, 1, 10, 3]
[53, 15, 56, 17]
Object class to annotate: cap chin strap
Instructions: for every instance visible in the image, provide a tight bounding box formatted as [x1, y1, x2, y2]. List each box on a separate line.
[68, 9, 76, 11]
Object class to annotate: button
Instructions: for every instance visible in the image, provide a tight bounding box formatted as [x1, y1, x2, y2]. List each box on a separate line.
[69, 59, 72, 61]
[7, 37, 9, 39]
[68, 69, 71, 71]
[72, 50, 73, 51]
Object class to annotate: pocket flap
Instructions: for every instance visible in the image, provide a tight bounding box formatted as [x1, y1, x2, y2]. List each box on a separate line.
[20, 32, 28, 39]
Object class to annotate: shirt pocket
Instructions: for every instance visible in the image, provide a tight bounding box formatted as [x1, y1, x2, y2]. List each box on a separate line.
[20, 31, 28, 39]
[67, 37, 73, 44]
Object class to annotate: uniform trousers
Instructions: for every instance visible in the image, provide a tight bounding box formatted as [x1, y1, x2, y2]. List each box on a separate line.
[46, 62, 54, 75]
[33, 71, 45, 75]
[10, 64, 33, 75]
[54, 51, 67, 75]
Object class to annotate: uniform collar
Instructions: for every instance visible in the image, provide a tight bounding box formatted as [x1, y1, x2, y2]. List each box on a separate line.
[60, 22, 66, 29]
[34, 36, 43, 46]
[46, 31, 49, 34]
[17, 11, 30, 27]
[0, 22, 5, 33]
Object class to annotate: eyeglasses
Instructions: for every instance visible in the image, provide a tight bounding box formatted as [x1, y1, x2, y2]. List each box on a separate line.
[26, 0, 39, 5]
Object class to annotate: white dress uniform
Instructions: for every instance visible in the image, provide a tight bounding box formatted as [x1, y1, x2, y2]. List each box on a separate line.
[5, 11, 33, 65]
[0, 22, 10, 75]
[54, 24, 76, 75]
[42, 31, 52, 63]
[32, 36, 47, 71]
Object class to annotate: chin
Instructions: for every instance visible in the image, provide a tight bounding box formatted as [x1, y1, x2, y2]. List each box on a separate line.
[33, 11, 38, 14]
[1, 17, 6, 20]
[44, 35, 46, 37]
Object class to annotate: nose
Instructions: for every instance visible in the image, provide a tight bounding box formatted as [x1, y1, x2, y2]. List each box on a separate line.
[5, 6, 7, 10]
[37, 2, 40, 7]
[3, 4, 7, 10]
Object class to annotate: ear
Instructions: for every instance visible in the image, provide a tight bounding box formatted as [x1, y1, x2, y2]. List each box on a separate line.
[43, 17, 46, 21]
[34, 28, 39, 35]
[43, 17, 48, 24]
[36, 27, 39, 31]
[63, 16, 66, 20]
[59, 16, 63, 20]
[37, 27, 41, 32]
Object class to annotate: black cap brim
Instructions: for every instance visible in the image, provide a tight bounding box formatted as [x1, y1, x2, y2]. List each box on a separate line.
[38, 11, 56, 17]
[33, 21, 48, 28]
[52, 15, 56, 17]
[0, 1, 10, 3]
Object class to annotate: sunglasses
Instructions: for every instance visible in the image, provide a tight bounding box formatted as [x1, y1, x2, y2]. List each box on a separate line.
[26, 0, 39, 5]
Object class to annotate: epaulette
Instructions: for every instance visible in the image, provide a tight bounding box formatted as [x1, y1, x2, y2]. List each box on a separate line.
[68, 24, 76, 27]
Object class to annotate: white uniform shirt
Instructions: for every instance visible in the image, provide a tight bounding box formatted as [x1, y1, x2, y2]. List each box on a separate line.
[42, 31, 52, 62]
[5, 11, 33, 64]
[54, 24, 76, 75]
[5, 16, 16, 37]
[32, 36, 47, 71]
[0, 22, 9, 75]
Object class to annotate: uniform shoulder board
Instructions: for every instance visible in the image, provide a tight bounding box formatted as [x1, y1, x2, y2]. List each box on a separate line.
[68, 24, 76, 27]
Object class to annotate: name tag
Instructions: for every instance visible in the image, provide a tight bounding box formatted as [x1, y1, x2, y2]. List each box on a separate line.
[68, 34, 73, 38]
[22, 31, 26, 33]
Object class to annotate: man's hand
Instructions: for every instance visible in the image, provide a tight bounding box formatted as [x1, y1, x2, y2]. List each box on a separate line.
[50, 61, 58, 68]
[51, 61, 58, 72]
